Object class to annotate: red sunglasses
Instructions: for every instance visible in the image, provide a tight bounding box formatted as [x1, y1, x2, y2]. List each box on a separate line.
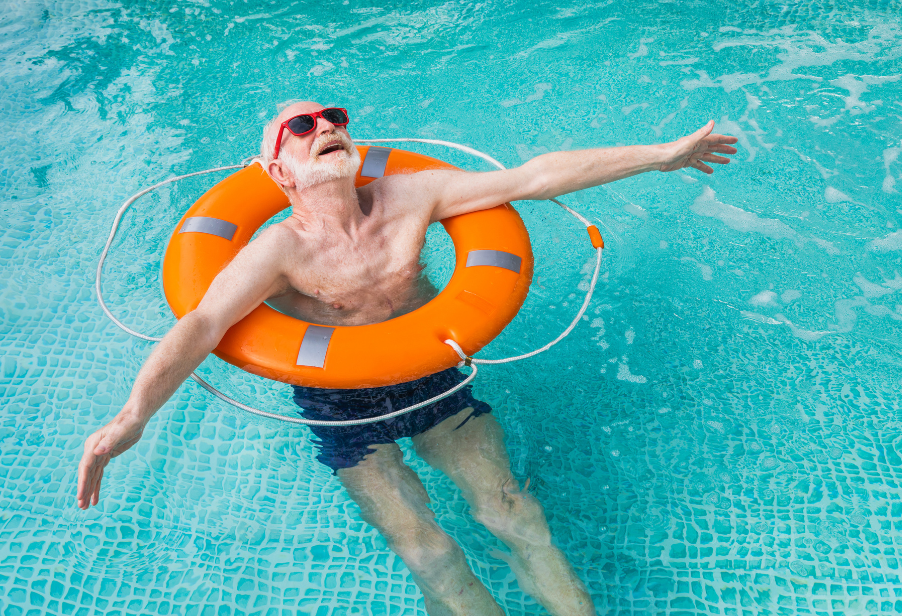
[272, 108, 350, 160]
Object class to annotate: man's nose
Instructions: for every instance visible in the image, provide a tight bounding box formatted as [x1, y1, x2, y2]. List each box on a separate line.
[315, 115, 337, 135]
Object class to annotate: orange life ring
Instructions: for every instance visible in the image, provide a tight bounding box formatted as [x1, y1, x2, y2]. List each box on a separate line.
[162, 146, 534, 389]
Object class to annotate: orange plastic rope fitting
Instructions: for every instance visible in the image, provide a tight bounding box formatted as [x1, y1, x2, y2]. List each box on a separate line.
[586, 225, 605, 249]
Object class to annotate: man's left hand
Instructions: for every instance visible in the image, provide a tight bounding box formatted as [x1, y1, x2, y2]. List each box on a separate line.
[659, 120, 739, 175]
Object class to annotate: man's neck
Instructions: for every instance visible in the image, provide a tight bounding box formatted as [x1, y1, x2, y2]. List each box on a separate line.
[287, 178, 362, 234]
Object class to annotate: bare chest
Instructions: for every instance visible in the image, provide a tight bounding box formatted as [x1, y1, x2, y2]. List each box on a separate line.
[307, 234, 425, 305]
[270, 217, 434, 325]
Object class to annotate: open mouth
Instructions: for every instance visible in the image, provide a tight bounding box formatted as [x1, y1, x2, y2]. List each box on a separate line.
[318, 142, 345, 156]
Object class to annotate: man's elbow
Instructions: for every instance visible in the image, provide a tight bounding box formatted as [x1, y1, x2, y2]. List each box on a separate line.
[178, 310, 227, 352]
[518, 161, 553, 201]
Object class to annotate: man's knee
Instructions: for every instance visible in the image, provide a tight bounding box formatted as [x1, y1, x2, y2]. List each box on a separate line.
[473, 484, 552, 546]
[391, 524, 466, 589]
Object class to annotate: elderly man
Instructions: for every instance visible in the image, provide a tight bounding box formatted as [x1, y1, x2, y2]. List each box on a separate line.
[78, 102, 737, 615]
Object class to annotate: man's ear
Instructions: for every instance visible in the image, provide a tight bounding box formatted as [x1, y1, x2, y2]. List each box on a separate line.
[266, 160, 294, 189]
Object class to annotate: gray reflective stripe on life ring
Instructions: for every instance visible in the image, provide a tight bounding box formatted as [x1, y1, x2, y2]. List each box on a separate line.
[360, 146, 392, 178]
[296, 325, 335, 368]
[465, 250, 522, 273]
[179, 216, 238, 241]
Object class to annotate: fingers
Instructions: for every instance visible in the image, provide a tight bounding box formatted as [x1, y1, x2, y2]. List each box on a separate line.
[700, 153, 731, 165]
[693, 120, 715, 139]
[705, 133, 739, 145]
[77, 434, 100, 509]
[78, 460, 101, 509]
[92, 468, 104, 506]
[85, 462, 107, 509]
[691, 161, 714, 174]
[708, 144, 738, 155]
[77, 431, 111, 510]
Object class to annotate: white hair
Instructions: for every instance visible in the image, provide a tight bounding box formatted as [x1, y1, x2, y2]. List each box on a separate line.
[259, 100, 306, 165]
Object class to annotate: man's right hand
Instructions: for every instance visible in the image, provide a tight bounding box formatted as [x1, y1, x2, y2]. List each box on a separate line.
[76, 412, 146, 510]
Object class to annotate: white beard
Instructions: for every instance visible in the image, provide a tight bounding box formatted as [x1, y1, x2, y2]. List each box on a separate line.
[281, 132, 361, 191]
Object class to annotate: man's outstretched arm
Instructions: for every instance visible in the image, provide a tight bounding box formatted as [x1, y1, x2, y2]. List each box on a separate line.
[76, 229, 292, 510]
[416, 121, 738, 220]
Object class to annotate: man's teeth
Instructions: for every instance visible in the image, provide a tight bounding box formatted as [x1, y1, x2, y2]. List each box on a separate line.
[319, 144, 343, 155]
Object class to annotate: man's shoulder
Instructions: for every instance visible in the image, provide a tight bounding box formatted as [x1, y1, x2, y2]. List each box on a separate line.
[362, 168, 459, 212]
[357, 174, 407, 214]
[240, 221, 307, 261]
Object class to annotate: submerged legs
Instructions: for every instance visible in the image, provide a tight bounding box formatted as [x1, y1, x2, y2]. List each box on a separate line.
[413, 410, 596, 616]
[337, 411, 594, 615]
[337, 443, 505, 616]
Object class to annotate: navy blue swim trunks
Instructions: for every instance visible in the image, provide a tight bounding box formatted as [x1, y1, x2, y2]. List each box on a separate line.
[292, 368, 492, 473]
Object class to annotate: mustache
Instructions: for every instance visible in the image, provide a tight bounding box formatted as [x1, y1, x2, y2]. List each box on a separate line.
[309, 130, 355, 158]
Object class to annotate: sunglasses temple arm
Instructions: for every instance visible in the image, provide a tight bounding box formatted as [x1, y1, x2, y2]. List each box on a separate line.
[273, 124, 286, 160]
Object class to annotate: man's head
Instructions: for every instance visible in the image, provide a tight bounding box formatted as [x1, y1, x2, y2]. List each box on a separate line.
[260, 101, 361, 194]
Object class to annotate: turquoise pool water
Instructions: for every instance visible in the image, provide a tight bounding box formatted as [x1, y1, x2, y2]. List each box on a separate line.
[2, 1, 902, 614]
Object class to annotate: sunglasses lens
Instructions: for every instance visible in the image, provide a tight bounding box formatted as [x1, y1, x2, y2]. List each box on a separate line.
[287, 115, 315, 135]
[322, 108, 349, 125]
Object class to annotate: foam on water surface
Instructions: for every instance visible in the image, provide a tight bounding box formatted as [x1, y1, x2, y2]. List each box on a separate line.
[2, 0, 902, 614]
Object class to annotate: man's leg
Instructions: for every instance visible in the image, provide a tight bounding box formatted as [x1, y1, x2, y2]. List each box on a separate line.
[412, 409, 596, 616]
[337, 443, 504, 616]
